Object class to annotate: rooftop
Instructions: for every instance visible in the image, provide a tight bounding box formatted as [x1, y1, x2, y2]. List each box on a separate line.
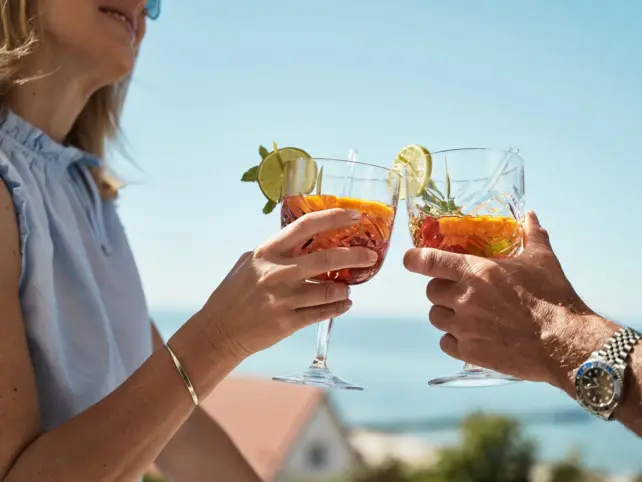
[200, 375, 326, 481]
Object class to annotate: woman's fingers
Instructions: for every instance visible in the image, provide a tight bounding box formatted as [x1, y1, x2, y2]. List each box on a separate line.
[290, 247, 378, 281]
[293, 299, 353, 328]
[261, 209, 362, 255]
[288, 282, 350, 309]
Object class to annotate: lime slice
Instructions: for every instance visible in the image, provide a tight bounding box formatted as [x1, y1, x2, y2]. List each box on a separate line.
[258, 147, 315, 202]
[392, 144, 432, 199]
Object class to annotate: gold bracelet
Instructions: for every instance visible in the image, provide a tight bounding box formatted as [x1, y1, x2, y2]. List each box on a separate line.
[165, 343, 199, 406]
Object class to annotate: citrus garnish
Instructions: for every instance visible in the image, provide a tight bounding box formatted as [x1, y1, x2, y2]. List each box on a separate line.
[241, 143, 315, 214]
[392, 144, 433, 199]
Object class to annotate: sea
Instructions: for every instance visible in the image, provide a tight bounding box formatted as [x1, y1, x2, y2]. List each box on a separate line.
[153, 311, 642, 477]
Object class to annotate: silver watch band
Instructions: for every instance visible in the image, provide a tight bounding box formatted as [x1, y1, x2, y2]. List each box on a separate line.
[597, 326, 641, 366]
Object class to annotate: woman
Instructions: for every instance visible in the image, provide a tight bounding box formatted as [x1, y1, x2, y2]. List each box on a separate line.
[0, 1, 377, 480]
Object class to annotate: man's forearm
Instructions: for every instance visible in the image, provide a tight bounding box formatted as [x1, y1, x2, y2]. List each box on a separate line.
[549, 313, 642, 436]
[155, 407, 260, 482]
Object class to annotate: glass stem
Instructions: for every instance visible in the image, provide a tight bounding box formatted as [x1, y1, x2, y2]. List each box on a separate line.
[312, 319, 334, 369]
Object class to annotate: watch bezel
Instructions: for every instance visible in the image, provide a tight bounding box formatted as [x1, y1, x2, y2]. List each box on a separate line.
[574, 360, 623, 415]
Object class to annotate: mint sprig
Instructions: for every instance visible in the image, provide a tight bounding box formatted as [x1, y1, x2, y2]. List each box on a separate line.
[241, 144, 284, 215]
[263, 200, 277, 214]
[419, 158, 461, 217]
[240, 145, 270, 183]
[241, 165, 259, 182]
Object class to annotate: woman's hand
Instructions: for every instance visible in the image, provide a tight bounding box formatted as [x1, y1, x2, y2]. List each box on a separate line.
[199, 208, 377, 360]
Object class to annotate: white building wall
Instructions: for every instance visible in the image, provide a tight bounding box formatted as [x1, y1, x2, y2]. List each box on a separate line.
[276, 401, 358, 482]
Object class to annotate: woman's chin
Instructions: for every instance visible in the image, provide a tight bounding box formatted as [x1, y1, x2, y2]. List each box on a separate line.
[90, 48, 136, 84]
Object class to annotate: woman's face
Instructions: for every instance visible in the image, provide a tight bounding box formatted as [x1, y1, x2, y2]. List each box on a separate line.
[37, 0, 149, 85]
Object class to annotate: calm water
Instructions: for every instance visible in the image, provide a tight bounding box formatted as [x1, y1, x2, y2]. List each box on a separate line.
[153, 311, 642, 476]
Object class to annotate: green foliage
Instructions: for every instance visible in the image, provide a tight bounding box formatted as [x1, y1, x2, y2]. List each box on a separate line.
[547, 449, 608, 482]
[352, 412, 536, 482]
[142, 474, 166, 482]
[432, 412, 535, 482]
[353, 459, 410, 482]
[548, 450, 587, 482]
[549, 462, 585, 482]
[352, 459, 442, 482]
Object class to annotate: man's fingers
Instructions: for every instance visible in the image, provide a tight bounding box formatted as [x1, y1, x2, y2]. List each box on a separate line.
[440, 333, 462, 360]
[523, 210, 552, 251]
[426, 278, 459, 309]
[429, 305, 456, 333]
[404, 248, 470, 282]
[263, 209, 362, 255]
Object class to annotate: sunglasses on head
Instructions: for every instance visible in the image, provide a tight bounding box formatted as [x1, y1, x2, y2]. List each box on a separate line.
[145, 0, 161, 20]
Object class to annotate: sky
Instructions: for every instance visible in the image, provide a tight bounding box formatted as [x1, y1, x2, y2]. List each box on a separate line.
[113, 0, 642, 321]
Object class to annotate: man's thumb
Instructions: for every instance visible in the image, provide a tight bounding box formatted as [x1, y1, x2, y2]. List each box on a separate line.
[524, 210, 552, 250]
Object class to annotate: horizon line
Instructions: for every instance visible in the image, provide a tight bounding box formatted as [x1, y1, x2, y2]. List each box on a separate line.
[148, 306, 641, 325]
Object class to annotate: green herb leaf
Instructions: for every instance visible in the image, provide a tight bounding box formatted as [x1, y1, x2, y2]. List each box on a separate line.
[258, 145, 269, 160]
[445, 157, 451, 201]
[316, 165, 323, 194]
[263, 200, 277, 214]
[423, 181, 445, 201]
[241, 166, 259, 182]
[418, 170, 463, 217]
[272, 141, 285, 168]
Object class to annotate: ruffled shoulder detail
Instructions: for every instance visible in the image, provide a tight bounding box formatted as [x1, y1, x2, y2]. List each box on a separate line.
[0, 110, 100, 168]
[0, 149, 30, 290]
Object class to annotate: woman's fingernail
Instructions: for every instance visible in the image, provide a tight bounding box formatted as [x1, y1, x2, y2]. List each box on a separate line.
[347, 286, 351, 298]
[529, 210, 539, 223]
[368, 251, 379, 262]
[348, 210, 362, 220]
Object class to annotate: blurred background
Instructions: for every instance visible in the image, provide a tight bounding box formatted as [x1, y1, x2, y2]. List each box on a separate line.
[114, 1, 642, 481]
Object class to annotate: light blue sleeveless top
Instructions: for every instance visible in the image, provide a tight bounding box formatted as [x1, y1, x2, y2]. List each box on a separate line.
[0, 111, 152, 431]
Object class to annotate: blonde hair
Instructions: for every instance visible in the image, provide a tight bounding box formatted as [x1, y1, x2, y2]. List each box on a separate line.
[1, 0, 127, 199]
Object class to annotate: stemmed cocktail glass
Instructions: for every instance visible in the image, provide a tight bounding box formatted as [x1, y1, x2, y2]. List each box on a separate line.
[405, 147, 525, 388]
[273, 157, 401, 390]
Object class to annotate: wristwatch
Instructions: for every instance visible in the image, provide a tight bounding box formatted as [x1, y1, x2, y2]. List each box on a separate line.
[574, 326, 641, 421]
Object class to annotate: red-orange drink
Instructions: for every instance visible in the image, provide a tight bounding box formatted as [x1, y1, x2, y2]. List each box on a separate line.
[409, 213, 522, 258]
[282, 194, 396, 284]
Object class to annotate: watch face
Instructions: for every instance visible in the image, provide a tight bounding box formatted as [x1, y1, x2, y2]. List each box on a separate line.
[575, 361, 622, 412]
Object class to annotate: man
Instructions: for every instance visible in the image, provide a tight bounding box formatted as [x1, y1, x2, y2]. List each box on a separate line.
[404, 211, 642, 435]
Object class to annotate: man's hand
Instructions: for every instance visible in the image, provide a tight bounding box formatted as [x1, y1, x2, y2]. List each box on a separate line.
[403, 211, 617, 390]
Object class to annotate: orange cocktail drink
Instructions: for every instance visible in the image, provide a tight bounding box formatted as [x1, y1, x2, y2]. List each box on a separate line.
[282, 194, 396, 284]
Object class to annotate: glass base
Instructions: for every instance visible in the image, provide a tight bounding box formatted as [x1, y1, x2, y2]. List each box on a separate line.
[272, 365, 363, 391]
[428, 368, 521, 388]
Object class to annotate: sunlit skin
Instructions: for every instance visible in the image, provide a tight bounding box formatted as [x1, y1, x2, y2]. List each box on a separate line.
[404, 211, 642, 436]
[0, 1, 380, 481]
[9, 0, 147, 141]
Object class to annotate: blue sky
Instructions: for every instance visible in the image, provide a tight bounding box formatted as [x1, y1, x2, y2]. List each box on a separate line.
[113, 0, 642, 321]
